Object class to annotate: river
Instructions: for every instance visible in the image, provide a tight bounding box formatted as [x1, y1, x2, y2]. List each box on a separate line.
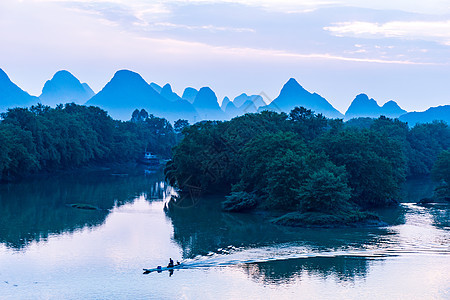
[0, 166, 448, 299]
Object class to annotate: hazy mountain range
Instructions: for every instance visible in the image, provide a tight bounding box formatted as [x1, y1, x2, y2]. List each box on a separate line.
[345, 93, 406, 119]
[86, 70, 199, 123]
[0, 68, 449, 126]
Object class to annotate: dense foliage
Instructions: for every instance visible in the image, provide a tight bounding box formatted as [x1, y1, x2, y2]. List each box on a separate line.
[165, 108, 449, 221]
[432, 150, 450, 200]
[0, 104, 176, 181]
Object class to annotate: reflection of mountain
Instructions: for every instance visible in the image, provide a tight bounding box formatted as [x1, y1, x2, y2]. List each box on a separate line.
[0, 167, 166, 249]
[243, 256, 370, 284]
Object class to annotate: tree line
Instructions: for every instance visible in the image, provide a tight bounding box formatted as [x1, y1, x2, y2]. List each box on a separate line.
[0, 104, 178, 181]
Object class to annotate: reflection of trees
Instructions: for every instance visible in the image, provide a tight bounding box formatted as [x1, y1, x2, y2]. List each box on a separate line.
[242, 256, 370, 285]
[429, 203, 450, 229]
[0, 167, 165, 249]
[400, 176, 435, 203]
[167, 196, 404, 283]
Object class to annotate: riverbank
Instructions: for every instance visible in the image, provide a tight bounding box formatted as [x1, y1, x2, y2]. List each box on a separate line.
[0, 161, 163, 184]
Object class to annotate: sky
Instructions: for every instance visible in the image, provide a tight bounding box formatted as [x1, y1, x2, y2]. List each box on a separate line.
[1, 0, 450, 113]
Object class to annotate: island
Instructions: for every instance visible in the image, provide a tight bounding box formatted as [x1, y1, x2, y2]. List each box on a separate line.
[165, 107, 450, 227]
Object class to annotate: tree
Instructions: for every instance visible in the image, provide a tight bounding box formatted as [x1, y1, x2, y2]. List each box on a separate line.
[432, 150, 450, 200]
[174, 119, 190, 133]
[289, 106, 328, 140]
[296, 165, 351, 213]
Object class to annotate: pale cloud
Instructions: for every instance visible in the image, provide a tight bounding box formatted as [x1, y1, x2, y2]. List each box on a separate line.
[36, 0, 450, 14]
[325, 20, 450, 46]
[146, 22, 255, 33]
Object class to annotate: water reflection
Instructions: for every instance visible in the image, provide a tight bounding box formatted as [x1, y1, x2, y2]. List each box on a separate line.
[166, 196, 403, 282]
[0, 165, 166, 249]
[427, 203, 450, 229]
[167, 188, 449, 284]
[243, 256, 371, 285]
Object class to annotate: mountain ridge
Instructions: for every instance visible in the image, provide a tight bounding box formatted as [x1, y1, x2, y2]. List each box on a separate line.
[39, 70, 95, 106]
[258, 78, 343, 119]
[1, 68, 449, 126]
[0, 68, 39, 112]
[86, 70, 198, 122]
[345, 93, 406, 119]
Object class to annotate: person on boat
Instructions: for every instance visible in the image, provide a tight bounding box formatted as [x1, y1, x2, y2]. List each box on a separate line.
[167, 258, 174, 268]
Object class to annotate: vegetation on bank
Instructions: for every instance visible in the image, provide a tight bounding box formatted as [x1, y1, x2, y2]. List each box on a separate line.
[165, 107, 450, 226]
[431, 150, 450, 201]
[0, 104, 179, 181]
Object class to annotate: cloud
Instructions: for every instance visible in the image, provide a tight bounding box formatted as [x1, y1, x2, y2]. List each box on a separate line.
[62, 1, 256, 34]
[324, 20, 450, 46]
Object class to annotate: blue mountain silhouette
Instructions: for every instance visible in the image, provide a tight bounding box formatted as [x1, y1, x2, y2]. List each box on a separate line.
[182, 87, 198, 104]
[160, 84, 183, 102]
[39, 70, 95, 106]
[192, 87, 226, 120]
[399, 105, 450, 126]
[86, 70, 198, 122]
[0, 68, 38, 112]
[345, 94, 406, 119]
[258, 78, 343, 118]
[150, 82, 162, 93]
[221, 96, 231, 111]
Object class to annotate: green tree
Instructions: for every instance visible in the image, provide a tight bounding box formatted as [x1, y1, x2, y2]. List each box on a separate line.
[432, 150, 450, 200]
[296, 165, 351, 213]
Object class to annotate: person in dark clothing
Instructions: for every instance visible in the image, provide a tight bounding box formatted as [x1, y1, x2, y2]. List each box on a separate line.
[167, 258, 174, 268]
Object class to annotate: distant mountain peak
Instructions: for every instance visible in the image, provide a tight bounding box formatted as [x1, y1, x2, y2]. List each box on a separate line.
[345, 94, 406, 119]
[162, 83, 173, 94]
[86, 70, 198, 123]
[382, 100, 402, 109]
[258, 78, 343, 118]
[39, 70, 94, 106]
[111, 69, 145, 83]
[278, 78, 310, 98]
[161, 83, 182, 102]
[193, 87, 219, 110]
[52, 70, 76, 79]
[0, 68, 10, 81]
[192, 87, 225, 120]
[0, 68, 38, 111]
[221, 96, 231, 111]
[182, 87, 198, 104]
[286, 77, 299, 85]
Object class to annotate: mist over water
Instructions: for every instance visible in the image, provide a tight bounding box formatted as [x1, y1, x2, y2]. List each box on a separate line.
[0, 168, 448, 299]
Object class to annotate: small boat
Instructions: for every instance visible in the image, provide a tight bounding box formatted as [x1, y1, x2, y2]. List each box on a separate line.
[143, 264, 183, 273]
[139, 152, 160, 167]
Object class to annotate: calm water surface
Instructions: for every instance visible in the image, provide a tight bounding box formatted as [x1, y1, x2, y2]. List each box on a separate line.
[0, 167, 448, 299]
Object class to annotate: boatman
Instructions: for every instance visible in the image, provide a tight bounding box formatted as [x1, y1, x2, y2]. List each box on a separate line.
[168, 258, 174, 268]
